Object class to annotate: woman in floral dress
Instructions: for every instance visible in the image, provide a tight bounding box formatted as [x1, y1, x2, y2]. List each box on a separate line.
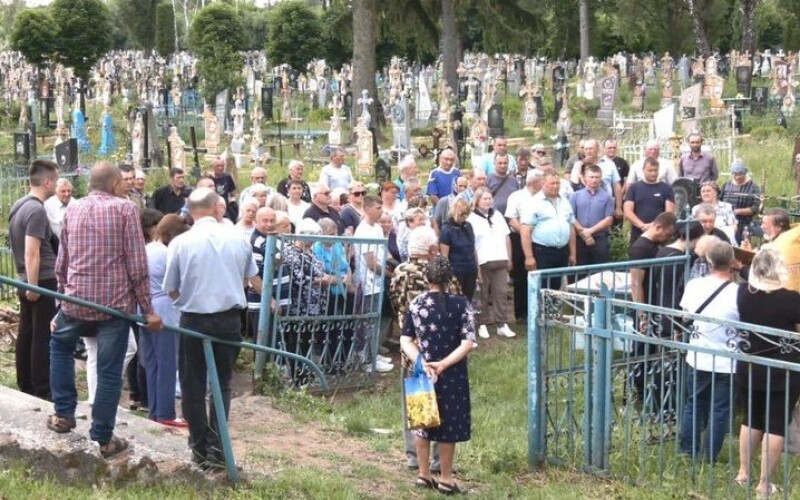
[401, 256, 476, 494]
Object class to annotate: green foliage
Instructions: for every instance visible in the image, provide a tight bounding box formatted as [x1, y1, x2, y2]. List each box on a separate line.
[10, 9, 57, 67]
[50, 0, 112, 80]
[319, 2, 352, 69]
[238, 3, 270, 51]
[266, 0, 321, 71]
[188, 2, 245, 104]
[154, 2, 176, 57]
[111, 0, 157, 51]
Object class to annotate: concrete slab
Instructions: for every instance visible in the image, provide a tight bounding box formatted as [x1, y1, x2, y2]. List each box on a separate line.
[0, 386, 207, 485]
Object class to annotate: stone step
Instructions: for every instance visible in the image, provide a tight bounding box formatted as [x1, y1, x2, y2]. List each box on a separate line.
[0, 386, 208, 486]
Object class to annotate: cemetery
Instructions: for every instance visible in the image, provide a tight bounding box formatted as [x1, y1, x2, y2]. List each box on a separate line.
[3, 0, 800, 498]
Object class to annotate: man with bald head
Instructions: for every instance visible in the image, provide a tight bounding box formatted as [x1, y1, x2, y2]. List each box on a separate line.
[50, 161, 162, 458]
[427, 148, 460, 205]
[626, 139, 677, 186]
[164, 187, 259, 470]
[246, 206, 276, 339]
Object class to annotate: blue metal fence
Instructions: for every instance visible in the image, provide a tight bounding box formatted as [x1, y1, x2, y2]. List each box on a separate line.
[528, 259, 800, 498]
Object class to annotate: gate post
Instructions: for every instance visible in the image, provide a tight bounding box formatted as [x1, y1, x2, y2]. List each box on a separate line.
[590, 295, 610, 470]
[254, 234, 278, 381]
[528, 271, 545, 466]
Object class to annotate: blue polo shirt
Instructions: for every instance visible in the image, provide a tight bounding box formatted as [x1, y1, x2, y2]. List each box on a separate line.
[570, 187, 614, 237]
[426, 167, 460, 199]
[522, 191, 575, 248]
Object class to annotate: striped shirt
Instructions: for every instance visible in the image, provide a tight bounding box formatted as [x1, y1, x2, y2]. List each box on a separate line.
[56, 191, 152, 320]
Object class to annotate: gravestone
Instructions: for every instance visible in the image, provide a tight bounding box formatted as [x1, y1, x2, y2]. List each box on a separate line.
[597, 75, 617, 124]
[355, 116, 374, 176]
[552, 64, 566, 96]
[678, 56, 690, 84]
[261, 86, 273, 121]
[14, 132, 30, 164]
[54, 138, 78, 173]
[215, 89, 229, 132]
[375, 157, 391, 184]
[631, 79, 644, 110]
[704, 74, 725, 110]
[680, 83, 703, 134]
[416, 73, 432, 125]
[777, 110, 788, 129]
[391, 93, 411, 152]
[487, 104, 504, 137]
[752, 86, 768, 116]
[202, 104, 220, 154]
[736, 65, 753, 97]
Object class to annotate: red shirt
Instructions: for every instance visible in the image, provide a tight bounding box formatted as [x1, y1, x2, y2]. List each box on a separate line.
[56, 191, 152, 320]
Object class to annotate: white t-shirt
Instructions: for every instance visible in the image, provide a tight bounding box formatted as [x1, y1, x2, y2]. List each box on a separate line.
[505, 188, 536, 223]
[319, 163, 353, 191]
[287, 200, 310, 227]
[467, 209, 510, 265]
[354, 220, 385, 295]
[679, 275, 739, 373]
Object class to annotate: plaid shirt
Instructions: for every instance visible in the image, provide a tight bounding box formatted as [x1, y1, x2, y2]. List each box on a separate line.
[56, 191, 152, 320]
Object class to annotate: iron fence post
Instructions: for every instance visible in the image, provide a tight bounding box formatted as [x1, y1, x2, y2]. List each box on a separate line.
[590, 295, 610, 471]
[528, 271, 545, 466]
[254, 234, 278, 380]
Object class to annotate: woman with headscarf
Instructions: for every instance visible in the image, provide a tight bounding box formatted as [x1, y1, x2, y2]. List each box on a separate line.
[734, 248, 800, 497]
[400, 255, 475, 495]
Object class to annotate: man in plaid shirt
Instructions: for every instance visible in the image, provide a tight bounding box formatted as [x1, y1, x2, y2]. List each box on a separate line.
[48, 162, 162, 459]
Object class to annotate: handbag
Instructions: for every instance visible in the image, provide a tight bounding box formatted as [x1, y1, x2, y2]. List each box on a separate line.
[787, 401, 800, 455]
[404, 355, 441, 430]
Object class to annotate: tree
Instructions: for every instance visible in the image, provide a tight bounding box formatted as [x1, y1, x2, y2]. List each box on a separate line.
[352, 0, 378, 125]
[740, 0, 758, 53]
[10, 9, 57, 67]
[686, 0, 713, 56]
[112, 0, 158, 51]
[188, 2, 244, 103]
[51, 0, 112, 81]
[238, 4, 270, 51]
[579, 0, 591, 63]
[266, 0, 321, 70]
[155, 2, 176, 57]
[441, 0, 458, 94]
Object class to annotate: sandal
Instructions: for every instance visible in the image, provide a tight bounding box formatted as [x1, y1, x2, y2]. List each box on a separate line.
[99, 435, 129, 459]
[733, 476, 749, 487]
[47, 414, 76, 433]
[415, 476, 438, 489]
[436, 481, 462, 495]
[757, 483, 781, 499]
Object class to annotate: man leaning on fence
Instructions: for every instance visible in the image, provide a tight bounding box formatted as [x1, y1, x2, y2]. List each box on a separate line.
[163, 187, 261, 471]
[48, 161, 162, 459]
[9, 159, 59, 400]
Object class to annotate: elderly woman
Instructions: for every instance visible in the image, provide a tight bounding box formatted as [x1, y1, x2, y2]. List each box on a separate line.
[401, 256, 475, 494]
[139, 213, 189, 427]
[235, 197, 259, 238]
[340, 181, 367, 235]
[720, 161, 761, 243]
[286, 179, 310, 228]
[312, 217, 351, 314]
[381, 181, 403, 227]
[280, 218, 336, 384]
[248, 183, 269, 208]
[467, 186, 515, 340]
[692, 182, 737, 240]
[398, 207, 428, 262]
[734, 248, 800, 497]
[440, 197, 478, 301]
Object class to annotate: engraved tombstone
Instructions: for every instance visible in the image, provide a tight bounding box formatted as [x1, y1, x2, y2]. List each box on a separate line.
[736, 65, 753, 97]
[752, 86, 768, 116]
[597, 75, 617, 124]
[487, 104, 504, 137]
[391, 93, 411, 152]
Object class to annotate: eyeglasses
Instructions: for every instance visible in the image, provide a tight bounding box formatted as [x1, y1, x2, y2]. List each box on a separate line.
[351, 191, 366, 196]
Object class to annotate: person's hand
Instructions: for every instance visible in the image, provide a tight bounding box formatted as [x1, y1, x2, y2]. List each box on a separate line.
[426, 360, 447, 378]
[584, 235, 595, 247]
[580, 228, 593, 240]
[50, 314, 58, 333]
[525, 256, 537, 271]
[614, 208, 623, 219]
[144, 314, 163, 331]
[25, 290, 40, 302]
[640, 223, 651, 232]
[731, 259, 744, 271]
[421, 359, 439, 383]
[741, 239, 753, 251]
[568, 254, 576, 266]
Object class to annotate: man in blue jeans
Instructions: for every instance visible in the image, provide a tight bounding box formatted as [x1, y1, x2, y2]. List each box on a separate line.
[164, 188, 260, 470]
[49, 162, 162, 458]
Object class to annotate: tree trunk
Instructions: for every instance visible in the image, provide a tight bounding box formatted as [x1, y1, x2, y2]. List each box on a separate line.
[686, 0, 712, 57]
[579, 0, 590, 65]
[441, 0, 459, 93]
[352, 0, 378, 130]
[740, 0, 758, 54]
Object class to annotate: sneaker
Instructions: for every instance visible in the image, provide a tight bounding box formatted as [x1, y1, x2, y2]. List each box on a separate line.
[376, 354, 393, 364]
[366, 359, 394, 373]
[497, 324, 517, 338]
[478, 325, 490, 339]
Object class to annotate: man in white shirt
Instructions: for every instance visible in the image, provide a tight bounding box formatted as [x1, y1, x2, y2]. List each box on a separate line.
[43, 177, 74, 239]
[626, 139, 677, 187]
[318, 147, 353, 191]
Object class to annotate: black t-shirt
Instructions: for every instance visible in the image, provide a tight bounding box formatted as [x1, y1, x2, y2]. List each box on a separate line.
[612, 157, 630, 184]
[151, 185, 190, 214]
[213, 173, 237, 201]
[654, 246, 685, 309]
[629, 236, 661, 304]
[737, 285, 800, 390]
[625, 181, 674, 224]
[303, 203, 345, 235]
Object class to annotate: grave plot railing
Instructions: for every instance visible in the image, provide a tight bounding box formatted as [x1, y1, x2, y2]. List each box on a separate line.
[254, 233, 388, 392]
[528, 261, 800, 499]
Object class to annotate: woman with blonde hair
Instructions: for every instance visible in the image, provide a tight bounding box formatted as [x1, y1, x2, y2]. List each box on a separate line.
[440, 197, 478, 301]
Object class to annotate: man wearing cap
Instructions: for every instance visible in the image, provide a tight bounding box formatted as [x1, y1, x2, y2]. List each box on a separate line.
[720, 161, 761, 243]
[679, 133, 718, 183]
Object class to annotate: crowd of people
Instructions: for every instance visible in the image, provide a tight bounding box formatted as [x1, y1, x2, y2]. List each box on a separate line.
[6, 131, 800, 494]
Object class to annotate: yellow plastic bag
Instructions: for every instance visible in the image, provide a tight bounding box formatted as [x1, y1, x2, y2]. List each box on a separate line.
[404, 356, 441, 430]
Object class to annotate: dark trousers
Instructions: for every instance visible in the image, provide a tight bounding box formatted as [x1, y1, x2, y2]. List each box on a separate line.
[510, 232, 528, 320]
[576, 235, 610, 266]
[455, 273, 478, 302]
[179, 309, 242, 466]
[533, 244, 569, 290]
[126, 324, 148, 406]
[16, 278, 57, 399]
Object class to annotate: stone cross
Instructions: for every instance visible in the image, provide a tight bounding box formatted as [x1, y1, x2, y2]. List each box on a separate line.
[357, 89, 373, 129]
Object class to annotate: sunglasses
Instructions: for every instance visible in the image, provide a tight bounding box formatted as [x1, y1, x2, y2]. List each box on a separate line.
[351, 191, 366, 196]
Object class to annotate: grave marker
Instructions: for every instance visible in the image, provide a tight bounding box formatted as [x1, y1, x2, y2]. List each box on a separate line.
[597, 75, 617, 124]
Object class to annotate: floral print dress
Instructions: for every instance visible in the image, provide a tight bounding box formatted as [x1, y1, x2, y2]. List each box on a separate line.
[403, 291, 476, 443]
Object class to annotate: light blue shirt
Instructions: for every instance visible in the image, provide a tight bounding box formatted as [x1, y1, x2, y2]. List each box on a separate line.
[523, 191, 575, 248]
[163, 217, 258, 313]
[478, 152, 517, 176]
